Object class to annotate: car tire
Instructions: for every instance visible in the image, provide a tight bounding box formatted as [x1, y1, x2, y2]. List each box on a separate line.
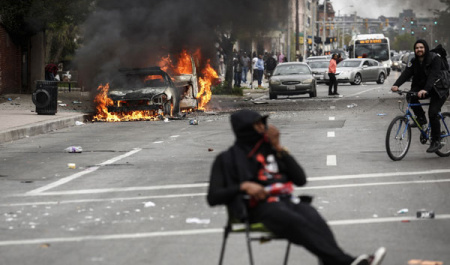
[351, 73, 362, 85]
[163, 101, 172, 116]
[269, 92, 277, 100]
[377, 73, 386, 84]
[309, 87, 317, 98]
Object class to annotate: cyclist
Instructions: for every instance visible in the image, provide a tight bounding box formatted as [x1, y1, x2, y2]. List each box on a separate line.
[391, 39, 449, 153]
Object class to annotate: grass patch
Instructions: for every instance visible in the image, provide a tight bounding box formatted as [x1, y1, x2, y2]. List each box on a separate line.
[211, 81, 243, 96]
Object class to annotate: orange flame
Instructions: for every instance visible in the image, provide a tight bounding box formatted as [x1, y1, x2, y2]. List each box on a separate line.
[93, 49, 218, 122]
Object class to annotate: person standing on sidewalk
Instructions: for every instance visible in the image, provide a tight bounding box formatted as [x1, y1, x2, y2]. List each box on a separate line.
[255, 54, 265, 88]
[328, 54, 339, 96]
[241, 52, 251, 84]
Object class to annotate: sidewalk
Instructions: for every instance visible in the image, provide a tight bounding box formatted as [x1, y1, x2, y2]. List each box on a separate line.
[0, 92, 94, 144]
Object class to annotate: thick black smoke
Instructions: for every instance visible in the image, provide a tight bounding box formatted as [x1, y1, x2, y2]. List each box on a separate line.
[75, 0, 286, 89]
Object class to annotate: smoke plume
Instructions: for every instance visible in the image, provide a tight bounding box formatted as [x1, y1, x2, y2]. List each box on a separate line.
[75, 0, 286, 89]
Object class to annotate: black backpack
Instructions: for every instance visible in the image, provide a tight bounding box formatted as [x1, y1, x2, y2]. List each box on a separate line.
[430, 44, 450, 97]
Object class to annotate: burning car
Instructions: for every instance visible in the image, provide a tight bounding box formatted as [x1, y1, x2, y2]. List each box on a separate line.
[107, 67, 181, 117]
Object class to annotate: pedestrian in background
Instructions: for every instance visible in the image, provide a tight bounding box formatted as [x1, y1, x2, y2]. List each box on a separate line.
[265, 53, 277, 79]
[233, 55, 243, 87]
[256, 54, 265, 88]
[241, 52, 251, 84]
[252, 52, 259, 87]
[328, 54, 339, 96]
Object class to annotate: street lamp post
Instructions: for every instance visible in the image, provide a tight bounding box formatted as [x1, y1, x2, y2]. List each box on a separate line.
[322, 0, 326, 54]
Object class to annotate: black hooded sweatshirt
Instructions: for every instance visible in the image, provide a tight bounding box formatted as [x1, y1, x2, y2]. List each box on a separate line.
[207, 109, 307, 219]
[393, 39, 443, 94]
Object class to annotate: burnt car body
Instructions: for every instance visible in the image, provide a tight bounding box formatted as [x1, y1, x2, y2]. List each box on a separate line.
[107, 67, 181, 116]
[324, 58, 387, 85]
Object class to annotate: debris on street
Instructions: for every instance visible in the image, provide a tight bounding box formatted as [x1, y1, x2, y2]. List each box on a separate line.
[65, 146, 83, 153]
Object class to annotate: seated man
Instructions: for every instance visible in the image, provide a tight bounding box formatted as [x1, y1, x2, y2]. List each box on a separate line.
[207, 109, 386, 265]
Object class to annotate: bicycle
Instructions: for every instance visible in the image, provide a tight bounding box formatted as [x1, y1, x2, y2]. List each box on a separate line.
[385, 90, 450, 161]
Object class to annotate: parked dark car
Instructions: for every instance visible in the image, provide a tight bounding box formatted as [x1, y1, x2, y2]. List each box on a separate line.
[268, 62, 317, 99]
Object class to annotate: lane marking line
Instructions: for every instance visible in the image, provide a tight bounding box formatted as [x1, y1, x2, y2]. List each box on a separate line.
[327, 131, 335, 137]
[329, 117, 335, 120]
[327, 155, 337, 166]
[25, 148, 142, 195]
[5, 178, 450, 205]
[1, 215, 449, 246]
[16, 169, 450, 197]
[345, 87, 381, 98]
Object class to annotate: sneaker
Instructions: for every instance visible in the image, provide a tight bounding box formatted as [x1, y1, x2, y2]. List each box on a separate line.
[368, 247, 387, 265]
[426, 140, 442, 153]
[351, 254, 370, 265]
[333, 92, 340, 96]
[328, 93, 334, 96]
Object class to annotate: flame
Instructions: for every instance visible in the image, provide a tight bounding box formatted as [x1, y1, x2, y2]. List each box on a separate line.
[93, 49, 218, 122]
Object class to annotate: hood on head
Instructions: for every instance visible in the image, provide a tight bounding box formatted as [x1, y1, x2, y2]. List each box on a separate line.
[414, 39, 430, 59]
[230, 109, 268, 145]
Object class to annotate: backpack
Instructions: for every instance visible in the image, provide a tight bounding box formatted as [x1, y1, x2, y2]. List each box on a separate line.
[430, 44, 450, 97]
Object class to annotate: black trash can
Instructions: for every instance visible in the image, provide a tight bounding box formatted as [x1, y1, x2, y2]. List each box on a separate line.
[32, 81, 58, 115]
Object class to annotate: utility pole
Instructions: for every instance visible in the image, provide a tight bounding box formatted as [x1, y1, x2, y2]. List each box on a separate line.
[287, 0, 291, 61]
[311, 0, 316, 56]
[295, 0, 299, 58]
[322, 0, 327, 55]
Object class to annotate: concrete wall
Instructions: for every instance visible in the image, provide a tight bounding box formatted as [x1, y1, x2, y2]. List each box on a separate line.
[0, 25, 22, 94]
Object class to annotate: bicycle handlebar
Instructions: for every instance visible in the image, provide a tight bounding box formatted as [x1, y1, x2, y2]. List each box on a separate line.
[395, 90, 429, 97]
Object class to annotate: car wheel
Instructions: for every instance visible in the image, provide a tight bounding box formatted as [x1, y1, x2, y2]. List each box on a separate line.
[351, 73, 362, 85]
[377, 73, 386, 84]
[269, 93, 277, 100]
[163, 101, 172, 116]
[309, 86, 317, 98]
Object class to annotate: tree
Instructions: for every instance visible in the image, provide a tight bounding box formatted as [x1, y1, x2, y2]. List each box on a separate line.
[392, 33, 416, 51]
[0, 0, 94, 63]
[434, 0, 450, 46]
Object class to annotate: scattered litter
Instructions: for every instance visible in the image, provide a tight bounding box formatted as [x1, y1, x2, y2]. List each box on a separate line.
[373, 214, 378, 218]
[40, 243, 50, 248]
[75, 121, 85, 126]
[65, 146, 83, 153]
[7, 98, 12, 101]
[401, 220, 410, 223]
[57, 100, 63, 104]
[189, 119, 199, 125]
[347, 103, 357, 108]
[397, 208, 409, 214]
[186, 218, 210, 224]
[208, 148, 214, 152]
[67, 163, 76, 169]
[144, 201, 155, 207]
[72, 101, 82, 104]
[58, 104, 67, 107]
[377, 113, 387, 116]
[164, 118, 169, 123]
[20, 180, 34, 183]
[416, 210, 435, 219]
[253, 101, 268, 105]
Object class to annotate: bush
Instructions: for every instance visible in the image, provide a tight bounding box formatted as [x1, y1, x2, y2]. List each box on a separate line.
[211, 81, 243, 96]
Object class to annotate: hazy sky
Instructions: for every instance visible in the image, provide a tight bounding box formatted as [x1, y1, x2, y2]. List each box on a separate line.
[332, 0, 446, 18]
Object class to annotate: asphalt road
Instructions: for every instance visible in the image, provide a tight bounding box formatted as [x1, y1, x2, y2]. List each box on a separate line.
[1, 71, 449, 265]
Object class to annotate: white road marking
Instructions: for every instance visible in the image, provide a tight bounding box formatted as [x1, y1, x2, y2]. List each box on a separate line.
[1, 215, 449, 246]
[327, 155, 337, 166]
[295, 178, 450, 190]
[327, 131, 335, 137]
[153, 141, 164, 144]
[25, 148, 142, 195]
[15, 169, 450, 197]
[345, 87, 381, 98]
[329, 116, 335, 120]
[170, 135, 180, 138]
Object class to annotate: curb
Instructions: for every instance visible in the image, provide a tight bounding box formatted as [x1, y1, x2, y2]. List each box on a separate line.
[0, 114, 91, 144]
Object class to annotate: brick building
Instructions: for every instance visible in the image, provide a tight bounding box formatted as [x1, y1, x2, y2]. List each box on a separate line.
[0, 24, 22, 94]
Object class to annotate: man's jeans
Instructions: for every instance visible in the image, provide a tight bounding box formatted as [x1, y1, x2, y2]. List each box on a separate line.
[242, 67, 249, 83]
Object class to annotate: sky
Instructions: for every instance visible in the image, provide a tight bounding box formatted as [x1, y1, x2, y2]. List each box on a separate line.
[331, 0, 446, 18]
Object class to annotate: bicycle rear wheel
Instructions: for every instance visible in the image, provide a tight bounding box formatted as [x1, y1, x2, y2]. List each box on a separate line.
[436, 112, 450, 157]
[386, 116, 411, 161]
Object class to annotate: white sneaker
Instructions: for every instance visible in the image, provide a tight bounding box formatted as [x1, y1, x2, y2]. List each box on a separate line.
[351, 254, 369, 265]
[369, 247, 386, 265]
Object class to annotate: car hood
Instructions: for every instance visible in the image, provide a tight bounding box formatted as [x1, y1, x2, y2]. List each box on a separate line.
[271, 73, 313, 80]
[108, 86, 169, 100]
[336, 67, 361, 71]
[310, 67, 328, 72]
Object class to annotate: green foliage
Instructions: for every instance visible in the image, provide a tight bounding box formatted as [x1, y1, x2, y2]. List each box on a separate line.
[211, 81, 244, 96]
[392, 33, 416, 51]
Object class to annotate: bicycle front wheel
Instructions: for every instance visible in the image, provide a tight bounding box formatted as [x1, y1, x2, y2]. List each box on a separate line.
[386, 116, 411, 161]
[436, 112, 450, 157]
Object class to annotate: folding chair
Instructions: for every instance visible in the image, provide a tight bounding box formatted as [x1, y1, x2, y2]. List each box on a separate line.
[218, 206, 292, 265]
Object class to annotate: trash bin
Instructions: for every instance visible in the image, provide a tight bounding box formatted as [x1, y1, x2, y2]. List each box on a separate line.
[32, 81, 58, 115]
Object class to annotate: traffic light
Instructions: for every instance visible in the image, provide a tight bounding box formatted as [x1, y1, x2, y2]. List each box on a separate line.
[385, 19, 389, 27]
[411, 30, 415, 35]
[423, 26, 427, 31]
[401, 25, 405, 30]
[434, 21, 438, 25]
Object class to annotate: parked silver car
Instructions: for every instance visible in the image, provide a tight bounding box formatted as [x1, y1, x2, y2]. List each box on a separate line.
[268, 62, 317, 99]
[324, 58, 387, 85]
[307, 59, 329, 83]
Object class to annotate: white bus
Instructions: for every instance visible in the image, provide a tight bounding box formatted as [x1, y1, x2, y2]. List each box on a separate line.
[348, 34, 391, 74]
